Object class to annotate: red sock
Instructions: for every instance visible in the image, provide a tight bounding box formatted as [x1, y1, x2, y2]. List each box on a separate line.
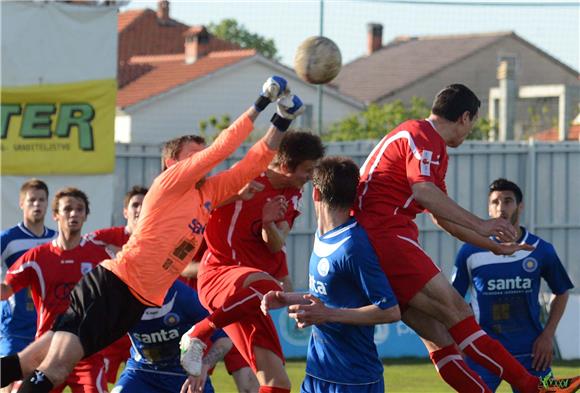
[189, 280, 281, 343]
[258, 386, 290, 393]
[430, 344, 492, 393]
[448, 316, 538, 393]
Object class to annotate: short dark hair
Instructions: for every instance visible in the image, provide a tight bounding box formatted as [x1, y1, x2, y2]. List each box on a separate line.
[489, 178, 523, 204]
[432, 84, 481, 122]
[161, 135, 206, 171]
[52, 187, 90, 215]
[271, 131, 325, 171]
[123, 186, 148, 208]
[20, 179, 49, 199]
[312, 156, 359, 210]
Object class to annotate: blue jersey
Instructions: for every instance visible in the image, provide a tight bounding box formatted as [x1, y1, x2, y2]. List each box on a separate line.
[0, 223, 56, 344]
[452, 228, 573, 355]
[305, 218, 398, 386]
[124, 280, 226, 375]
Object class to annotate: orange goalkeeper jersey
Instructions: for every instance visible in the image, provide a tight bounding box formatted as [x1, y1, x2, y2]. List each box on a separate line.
[101, 114, 276, 306]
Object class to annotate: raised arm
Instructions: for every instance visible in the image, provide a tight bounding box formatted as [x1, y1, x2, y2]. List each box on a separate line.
[206, 95, 305, 207]
[158, 77, 290, 193]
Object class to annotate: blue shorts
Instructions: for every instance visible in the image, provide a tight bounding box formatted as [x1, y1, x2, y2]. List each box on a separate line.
[111, 368, 214, 393]
[467, 354, 551, 393]
[301, 374, 385, 393]
[0, 335, 33, 356]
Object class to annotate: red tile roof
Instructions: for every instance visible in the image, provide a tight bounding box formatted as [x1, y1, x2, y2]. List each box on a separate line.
[118, 50, 257, 108]
[533, 125, 580, 141]
[118, 9, 145, 32]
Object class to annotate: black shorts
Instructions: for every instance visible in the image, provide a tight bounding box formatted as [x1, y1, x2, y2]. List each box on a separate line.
[52, 265, 147, 358]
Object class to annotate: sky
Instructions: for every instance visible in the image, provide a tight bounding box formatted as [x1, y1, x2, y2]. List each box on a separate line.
[123, 0, 579, 72]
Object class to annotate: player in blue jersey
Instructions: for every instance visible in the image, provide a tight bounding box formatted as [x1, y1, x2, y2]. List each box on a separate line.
[261, 156, 401, 393]
[0, 179, 56, 392]
[452, 178, 574, 392]
[111, 280, 231, 393]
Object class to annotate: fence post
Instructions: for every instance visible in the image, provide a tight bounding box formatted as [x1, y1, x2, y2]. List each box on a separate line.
[527, 138, 537, 235]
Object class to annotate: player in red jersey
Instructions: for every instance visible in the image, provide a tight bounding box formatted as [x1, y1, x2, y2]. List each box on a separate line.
[180, 131, 324, 393]
[86, 185, 148, 385]
[0, 188, 113, 393]
[354, 84, 579, 393]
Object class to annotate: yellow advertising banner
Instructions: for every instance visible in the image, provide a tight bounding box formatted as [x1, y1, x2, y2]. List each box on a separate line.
[1, 79, 116, 175]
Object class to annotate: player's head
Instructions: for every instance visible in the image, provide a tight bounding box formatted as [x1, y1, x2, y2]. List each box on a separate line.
[271, 131, 325, 188]
[431, 84, 481, 147]
[19, 178, 49, 224]
[161, 135, 207, 171]
[488, 178, 523, 226]
[123, 185, 148, 232]
[312, 156, 359, 211]
[52, 187, 90, 234]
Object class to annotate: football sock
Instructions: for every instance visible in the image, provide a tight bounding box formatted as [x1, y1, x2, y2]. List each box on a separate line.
[0, 354, 23, 387]
[16, 370, 54, 393]
[449, 316, 538, 393]
[258, 386, 291, 393]
[189, 279, 282, 343]
[429, 344, 492, 393]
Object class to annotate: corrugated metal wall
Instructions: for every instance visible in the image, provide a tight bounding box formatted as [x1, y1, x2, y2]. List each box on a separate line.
[115, 141, 580, 292]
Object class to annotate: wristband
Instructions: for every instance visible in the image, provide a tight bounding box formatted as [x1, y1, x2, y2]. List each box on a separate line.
[270, 113, 292, 132]
[254, 96, 271, 112]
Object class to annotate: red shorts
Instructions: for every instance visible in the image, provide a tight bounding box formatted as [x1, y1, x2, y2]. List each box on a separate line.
[101, 335, 131, 383]
[224, 345, 250, 374]
[198, 254, 285, 371]
[52, 353, 107, 393]
[366, 231, 440, 311]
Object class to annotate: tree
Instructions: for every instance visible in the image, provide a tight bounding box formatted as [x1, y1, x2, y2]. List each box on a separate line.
[207, 19, 279, 60]
[325, 97, 491, 141]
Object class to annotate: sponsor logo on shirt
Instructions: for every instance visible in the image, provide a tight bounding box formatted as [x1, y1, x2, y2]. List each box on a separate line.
[309, 274, 327, 295]
[188, 218, 205, 235]
[132, 328, 179, 344]
[486, 276, 532, 292]
[522, 257, 538, 273]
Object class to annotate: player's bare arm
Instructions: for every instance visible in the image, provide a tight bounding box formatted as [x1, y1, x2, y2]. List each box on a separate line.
[260, 290, 311, 315]
[431, 214, 535, 255]
[412, 181, 517, 242]
[0, 283, 14, 300]
[182, 336, 233, 393]
[288, 294, 401, 328]
[532, 291, 569, 371]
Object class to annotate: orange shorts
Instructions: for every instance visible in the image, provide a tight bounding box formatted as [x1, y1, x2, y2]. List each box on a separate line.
[198, 255, 284, 371]
[366, 232, 440, 311]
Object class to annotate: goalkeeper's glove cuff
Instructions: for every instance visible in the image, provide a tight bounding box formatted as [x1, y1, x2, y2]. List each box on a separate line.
[254, 95, 271, 112]
[271, 113, 292, 132]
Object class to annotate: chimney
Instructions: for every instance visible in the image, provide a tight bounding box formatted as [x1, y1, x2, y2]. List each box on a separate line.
[184, 27, 210, 64]
[496, 56, 517, 141]
[157, 0, 169, 22]
[367, 23, 383, 55]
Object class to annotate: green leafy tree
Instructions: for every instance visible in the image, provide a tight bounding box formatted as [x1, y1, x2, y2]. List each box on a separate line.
[208, 19, 279, 60]
[325, 97, 491, 141]
[199, 114, 232, 141]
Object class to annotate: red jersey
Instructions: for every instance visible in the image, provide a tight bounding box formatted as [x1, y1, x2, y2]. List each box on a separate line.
[355, 119, 448, 240]
[86, 226, 130, 248]
[204, 173, 301, 278]
[5, 239, 113, 337]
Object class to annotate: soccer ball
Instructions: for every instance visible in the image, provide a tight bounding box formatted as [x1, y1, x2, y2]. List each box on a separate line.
[294, 36, 342, 85]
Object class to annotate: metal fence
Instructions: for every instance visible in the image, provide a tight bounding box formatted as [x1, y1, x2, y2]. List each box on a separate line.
[115, 140, 580, 292]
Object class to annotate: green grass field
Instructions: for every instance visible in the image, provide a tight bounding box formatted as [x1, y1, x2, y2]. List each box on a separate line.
[208, 358, 580, 393]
